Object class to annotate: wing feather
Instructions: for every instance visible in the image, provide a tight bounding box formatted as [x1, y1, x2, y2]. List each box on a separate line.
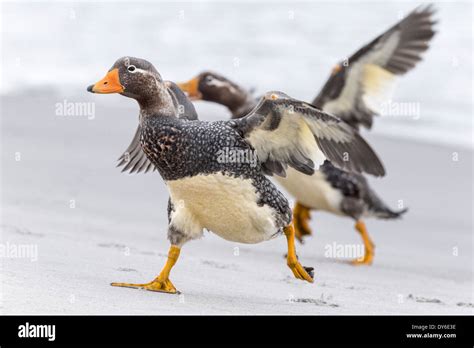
[234, 92, 385, 178]
[312, 5, 436, 129]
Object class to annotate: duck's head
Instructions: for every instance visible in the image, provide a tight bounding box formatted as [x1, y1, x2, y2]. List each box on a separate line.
[177, 71, 250, 110]
[87, 57, 168, 101]
[88, 57, 177, 116]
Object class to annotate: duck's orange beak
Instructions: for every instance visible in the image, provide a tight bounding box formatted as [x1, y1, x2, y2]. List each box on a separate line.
[87, 69, 124, 94]
[177, 77, 202, 100]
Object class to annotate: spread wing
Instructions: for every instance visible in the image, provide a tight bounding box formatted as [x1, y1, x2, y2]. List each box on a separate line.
[116, 81, 198, 174]
[312, 5, 436, 129]
[233, 92, 385, 178]
[116, 125, 156, 174]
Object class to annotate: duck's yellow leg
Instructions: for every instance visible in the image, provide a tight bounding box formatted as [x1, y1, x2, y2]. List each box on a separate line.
[351, 220, 375, 266]
[111, 245, 181, 294]
[293, 202, 312, 243]
[284, 225, 314, 282]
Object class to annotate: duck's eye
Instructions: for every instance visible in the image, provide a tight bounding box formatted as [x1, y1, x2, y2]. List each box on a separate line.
[127, 65, 136, 73]
[205, 76, 214, 83]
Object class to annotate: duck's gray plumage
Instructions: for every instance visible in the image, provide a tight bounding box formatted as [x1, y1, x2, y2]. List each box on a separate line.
[320, 160, 407, 219]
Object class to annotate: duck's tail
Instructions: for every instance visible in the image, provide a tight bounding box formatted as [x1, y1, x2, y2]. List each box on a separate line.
[366, 190, 408, 220]
[372, 206, 408, 219]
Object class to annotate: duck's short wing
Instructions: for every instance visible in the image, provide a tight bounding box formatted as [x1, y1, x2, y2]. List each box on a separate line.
[117, 81, 198, 174]
[233, 92, 385, 178]
[116, 125, 156, 174]
[312, 5, 436, 129]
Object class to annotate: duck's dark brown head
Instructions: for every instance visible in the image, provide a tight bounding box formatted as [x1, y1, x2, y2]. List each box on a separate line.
[177, 71, 252, 116]
[88, 57, 166, 99]
[88, 57, 175, 116]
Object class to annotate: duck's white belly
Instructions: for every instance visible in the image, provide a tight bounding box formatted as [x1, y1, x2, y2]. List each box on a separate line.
[166, 173, 278, 244]
[276, 168, 344, 215]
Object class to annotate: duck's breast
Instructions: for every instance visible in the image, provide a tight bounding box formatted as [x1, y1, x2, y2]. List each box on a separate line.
[275, 168, 344, 215]
[166, 173, 279, 244]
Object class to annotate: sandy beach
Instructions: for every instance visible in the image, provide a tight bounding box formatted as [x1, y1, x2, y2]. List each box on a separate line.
[1, 92, 472, 315]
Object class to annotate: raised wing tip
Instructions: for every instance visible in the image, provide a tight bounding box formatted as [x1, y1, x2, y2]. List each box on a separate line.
[417, 3, 437, 14]
[412, 3, 436, 15]
[368, 162, 386, 177]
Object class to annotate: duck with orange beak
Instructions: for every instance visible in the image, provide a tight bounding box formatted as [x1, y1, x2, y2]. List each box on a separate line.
[88, 56, 385, 293]
[171, 6, 435, 265]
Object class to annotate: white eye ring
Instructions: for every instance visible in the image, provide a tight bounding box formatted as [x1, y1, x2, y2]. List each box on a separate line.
[127, 65, 137, 73]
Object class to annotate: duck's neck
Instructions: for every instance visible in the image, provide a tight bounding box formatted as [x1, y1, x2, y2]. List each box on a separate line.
[229, 93, 258, 119]
[138, 87, 176, 120]
[212, 84, 256, 119]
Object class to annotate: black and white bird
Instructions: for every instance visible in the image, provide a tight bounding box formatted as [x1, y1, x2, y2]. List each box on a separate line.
[87, 57, 384, 293]
[174, 5, 435, 265]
